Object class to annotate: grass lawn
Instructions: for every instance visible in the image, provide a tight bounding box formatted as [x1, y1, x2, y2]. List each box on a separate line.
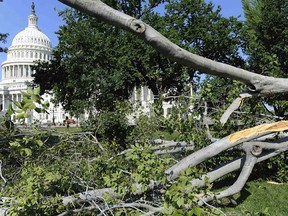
[53, 127, 83, 133]
[221, 181, 288, 215]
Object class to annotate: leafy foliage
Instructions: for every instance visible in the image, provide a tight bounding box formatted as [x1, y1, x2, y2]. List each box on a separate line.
[0, 87, 213, 215]
[32, 0, 244, 115]
[0, 32, 9, 53]
[242, 0, 288, 117]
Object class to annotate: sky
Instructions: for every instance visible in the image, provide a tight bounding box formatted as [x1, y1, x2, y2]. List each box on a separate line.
[0, 0, 245, 77]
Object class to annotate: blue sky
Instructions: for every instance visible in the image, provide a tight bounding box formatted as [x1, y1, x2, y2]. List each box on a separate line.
[0, 0, 244, 77]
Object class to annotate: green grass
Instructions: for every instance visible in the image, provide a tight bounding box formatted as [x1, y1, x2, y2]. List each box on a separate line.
[53, 127, 83, 133]
[221, 181, 288, 215]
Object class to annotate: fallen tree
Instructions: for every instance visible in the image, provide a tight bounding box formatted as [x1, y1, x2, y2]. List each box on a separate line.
[55, 0, 287, 214]
[0, 0, 287, 215]
[0, 124, 287, 215]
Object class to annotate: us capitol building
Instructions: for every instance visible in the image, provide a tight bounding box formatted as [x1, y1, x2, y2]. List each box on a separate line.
[0, 3, 67, 125]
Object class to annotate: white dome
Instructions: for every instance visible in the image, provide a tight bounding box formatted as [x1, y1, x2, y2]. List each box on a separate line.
[12, 27, 52, 48]
[10, 4, 52, 49]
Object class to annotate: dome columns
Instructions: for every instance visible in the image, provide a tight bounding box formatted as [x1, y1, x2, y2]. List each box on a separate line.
[0, 93, 25, 112]
[7, 49, 52, 61]
[1, 64, 34, 80]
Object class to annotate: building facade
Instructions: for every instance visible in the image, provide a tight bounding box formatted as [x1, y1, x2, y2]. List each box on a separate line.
[0, 3, 67, 125]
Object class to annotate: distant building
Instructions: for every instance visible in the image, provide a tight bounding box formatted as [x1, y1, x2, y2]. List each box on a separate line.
[0, 3, 67, 125]
[130, 84, 193, 122]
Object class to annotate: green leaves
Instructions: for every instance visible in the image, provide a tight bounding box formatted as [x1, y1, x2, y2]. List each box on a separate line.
[0, 32, 8, 53]
[10, 87, 50, 122]
[9, 134, 45, 156]
[242, 0, 288, 117]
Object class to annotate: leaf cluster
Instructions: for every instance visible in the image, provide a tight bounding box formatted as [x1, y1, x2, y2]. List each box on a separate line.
[0, 32, 8, 53]
[242, 0, 288, 117]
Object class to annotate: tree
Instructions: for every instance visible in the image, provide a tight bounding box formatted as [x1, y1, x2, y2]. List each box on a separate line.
[56, 0, 288, 204]
[0, 33, 8, 53]
[32, 0, 244, 115]
[242, 0, 288, 118]
[0, 0, 8, 52]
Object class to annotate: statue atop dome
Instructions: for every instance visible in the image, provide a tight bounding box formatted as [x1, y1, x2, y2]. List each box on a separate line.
[31, 2, 35, 15]
[28, 2, 38, 29]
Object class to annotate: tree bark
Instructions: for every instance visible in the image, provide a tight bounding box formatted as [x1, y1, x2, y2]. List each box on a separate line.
[166, 121, 288, 179]
[190, 141, 288, 188]
[198, 148, 257, 205]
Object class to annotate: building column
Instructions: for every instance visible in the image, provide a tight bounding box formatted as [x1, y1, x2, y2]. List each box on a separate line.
[3, 94, 8, 111]
[5, 67, 7, 79]
[28, 66, 31, 77]
[134, 86, 137, 102]
[12, 94, 15, 109]
[20, 65, 22, 77]
[141, 86, 144, 101]
[148, 88, 151, 101]
[2, 67, 5, 79]
[10, 66, 12, 78]
[16, 65, 18, 78]
[19, 93, 22, 102]
[14, 66, 17, 78]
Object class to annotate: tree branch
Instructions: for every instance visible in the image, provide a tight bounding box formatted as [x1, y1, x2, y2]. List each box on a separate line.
[99, 202, 163, 216]
[57, 206, 97, 216]
[190, 141, 288, 188]
[198, 145, 257, 205]
[62, 188, 119, 206]
[220, 93, 253, 125]
[58, 0, 288, 97]
[166, 121, 288, 179]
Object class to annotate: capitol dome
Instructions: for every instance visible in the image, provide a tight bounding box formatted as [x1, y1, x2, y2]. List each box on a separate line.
[9, 2, 52, 51]
[1, 2, 53, 82]
[11, 27, 52, 48]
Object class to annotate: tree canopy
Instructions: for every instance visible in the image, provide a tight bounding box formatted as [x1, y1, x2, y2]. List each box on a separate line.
[32, 0, 244, 115]
[0, 1, 9, 52]
[0, 33, 8, 52]
[242, 0, 288, 118]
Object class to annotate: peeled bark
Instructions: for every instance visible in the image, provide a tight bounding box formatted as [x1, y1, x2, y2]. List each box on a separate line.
[190, 141, 288, 188]
[166, 121, 288, 179]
